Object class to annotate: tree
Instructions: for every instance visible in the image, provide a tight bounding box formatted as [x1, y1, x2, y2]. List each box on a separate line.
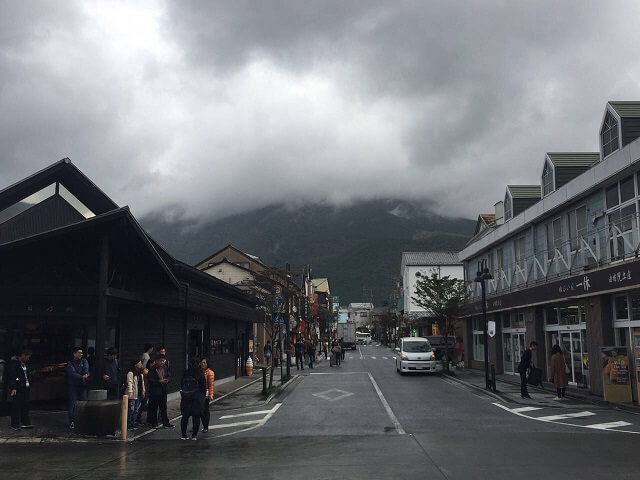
[411, 272, 467, 370]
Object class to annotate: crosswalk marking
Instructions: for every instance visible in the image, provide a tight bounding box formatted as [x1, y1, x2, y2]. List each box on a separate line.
[537, 411, 595, 421]
[219, 409, 276, 420]
[585, 421, 632, 430]
[371, 356, 376, 359]
[511, 407, 542, 413]
[382, 356, 388, 360]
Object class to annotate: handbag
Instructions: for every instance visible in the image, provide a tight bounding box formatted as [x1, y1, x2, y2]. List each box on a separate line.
[564, 362, 570, 374]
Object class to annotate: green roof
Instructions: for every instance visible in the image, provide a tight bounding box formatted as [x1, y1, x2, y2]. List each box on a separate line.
[546, 152, 599, 168]
[506, 185, 541, 199]
[609, 102, 640, 118]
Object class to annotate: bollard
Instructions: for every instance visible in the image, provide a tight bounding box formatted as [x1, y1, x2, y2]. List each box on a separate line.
[121, 394, 129, 441]
[262, 367, 267, 395]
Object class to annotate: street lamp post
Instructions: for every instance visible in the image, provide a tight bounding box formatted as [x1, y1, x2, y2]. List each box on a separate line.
[474, 259, 493, 390]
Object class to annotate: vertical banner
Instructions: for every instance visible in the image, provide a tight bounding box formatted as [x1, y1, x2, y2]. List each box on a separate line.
[601, 346, 632, 403]
[633, 331, 640, 403]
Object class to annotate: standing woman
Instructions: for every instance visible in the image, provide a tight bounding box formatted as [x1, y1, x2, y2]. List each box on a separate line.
[550, 344, 568, 400]
[200, 357, 215, 432]
[126, 359, 144, 430]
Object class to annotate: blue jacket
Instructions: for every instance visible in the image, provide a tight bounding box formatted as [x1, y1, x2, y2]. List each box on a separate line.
[66, 358, 90, 388]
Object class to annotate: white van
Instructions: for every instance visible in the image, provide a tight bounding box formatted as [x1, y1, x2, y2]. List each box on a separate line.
[395, 337, 436, 374]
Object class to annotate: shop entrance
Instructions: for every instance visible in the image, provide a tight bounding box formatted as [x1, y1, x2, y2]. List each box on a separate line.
[550, 330, 589, 387]
[503, 332, 525, 374]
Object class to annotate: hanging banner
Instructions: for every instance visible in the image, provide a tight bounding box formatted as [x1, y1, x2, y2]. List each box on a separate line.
[601, 346, 632, 403]
[633, 331, 640, 403]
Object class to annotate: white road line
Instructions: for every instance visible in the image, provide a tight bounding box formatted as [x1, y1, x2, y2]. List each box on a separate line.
[511, 407, 543, 413]
[371, 356, 376, 359]
[215, 403, 283, 438]
[359, 347, 363, 359]
[585, 421, 632, 430]
[537, 411, 596, 421]
[391, 357, 396, 360]
[219, 407, 278, 420]
[493, 402, 639, 434]
[209, 419, 262, 429]
[382, 357, 388, 360]
[367, 372, 405, 435]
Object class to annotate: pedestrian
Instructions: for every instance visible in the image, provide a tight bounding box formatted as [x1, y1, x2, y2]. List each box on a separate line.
[264, 341, 272, 366]
[157, 347, 170, 375]
[126, 359, 145, 430]
[332, 341, 341, 366]
[138, 356, 154, 425]
[550, 344, 568, 400]
[66, 346, 90, 429]
[9, 349, 33, 430]
[274, 341, 281, 367]
[295, 338, 305, 370]
[200, 357, 215, 432]
[141, 344, 154, 369]
[340, 337, 346, 361]
[306, 340, 315, 369]
[102, 347, 120, 400]
[324, 339, 328, 360]
[147, 354, 174, 429]
[179, 360, 206, 440]
[518, 340, 537, 399]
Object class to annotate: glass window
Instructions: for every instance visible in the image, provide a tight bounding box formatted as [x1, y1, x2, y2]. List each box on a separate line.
[553, 218, 562, 250]
[504, 193, 512, 221]
[631, 294, 640, 321]
[542, 162, 554, 196]
[502, 314, 510, 329]
[559, 306, 580, 325]
[601, 111, 619, 158]
[546, 307, 559, 325]
[615, 296, 629, 321]
[514, 236, 526, 270]
[606, 184, 619, 209]
[512, 312, 525, 328]
[403, 340, 432, 352]
[620, 175, 635, 203]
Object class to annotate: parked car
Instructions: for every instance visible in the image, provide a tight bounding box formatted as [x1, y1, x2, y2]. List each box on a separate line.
[395, 337, 436, 375]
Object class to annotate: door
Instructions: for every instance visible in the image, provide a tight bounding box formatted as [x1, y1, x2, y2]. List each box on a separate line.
[188, 329, 203, 366]
[503, 333, 513, 374]
[513, 333, 525, 372]
[559, 331, 588, 387]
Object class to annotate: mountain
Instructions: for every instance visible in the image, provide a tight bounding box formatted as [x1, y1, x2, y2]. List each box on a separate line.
[140, 199, 475, 306]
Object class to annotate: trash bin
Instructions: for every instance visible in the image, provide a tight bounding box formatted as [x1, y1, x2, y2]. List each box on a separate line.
[74, 390, 121, 436]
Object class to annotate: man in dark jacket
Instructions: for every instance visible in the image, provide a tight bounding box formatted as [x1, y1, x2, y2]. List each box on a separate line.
[147, 354, 173, 428]
[102, 348, 120, 400]
[9, 349, 33, 430]
[66, 347, 90, 428]
[518, 341, 538, 399]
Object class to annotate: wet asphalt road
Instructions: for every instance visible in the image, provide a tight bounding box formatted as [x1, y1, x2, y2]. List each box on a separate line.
[2, 344, 639, 479]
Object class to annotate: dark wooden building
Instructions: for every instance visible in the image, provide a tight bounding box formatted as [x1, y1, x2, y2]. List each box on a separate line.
[0, 159, 259, 410]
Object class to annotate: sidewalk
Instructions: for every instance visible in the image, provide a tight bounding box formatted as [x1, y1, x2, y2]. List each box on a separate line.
[447, 367, 640, 414]
[0, 368, 287, 444]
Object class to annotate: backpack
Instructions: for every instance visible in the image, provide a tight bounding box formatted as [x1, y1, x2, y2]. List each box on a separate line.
[181, 375, 199, 400]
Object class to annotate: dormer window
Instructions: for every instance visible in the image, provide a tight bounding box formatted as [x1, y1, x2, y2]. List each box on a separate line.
[601, 111, 619, 158]
[504, 192, 512, 221]
[542, 161, 554, 196]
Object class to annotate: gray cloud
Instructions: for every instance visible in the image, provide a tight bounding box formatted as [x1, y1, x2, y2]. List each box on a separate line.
[1, 0, 640, 223]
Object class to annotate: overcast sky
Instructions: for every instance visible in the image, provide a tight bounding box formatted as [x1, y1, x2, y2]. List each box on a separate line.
[2, 1, 640, 223]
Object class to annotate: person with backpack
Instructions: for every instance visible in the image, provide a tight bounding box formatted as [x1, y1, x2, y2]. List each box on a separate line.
[179, 360, 205, 440]
[200, 357, 215, 432]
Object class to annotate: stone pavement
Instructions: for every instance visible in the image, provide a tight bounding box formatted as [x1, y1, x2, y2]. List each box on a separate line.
[0, 365, 293, 444]
[447, 367, 640, 413]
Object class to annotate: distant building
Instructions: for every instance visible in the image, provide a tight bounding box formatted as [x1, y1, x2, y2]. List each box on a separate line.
[348, 303, 374, 329]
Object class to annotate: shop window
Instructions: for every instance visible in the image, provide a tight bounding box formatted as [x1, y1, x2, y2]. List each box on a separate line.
[615, 296, 629, 321]
[501, 314, 510, 329]
[210, 337, 235, 355]
[559, 306, 580, 325]
[631, 294, 640, 321]
[512, 312, 525, 328]
[545, 307, 559, 325]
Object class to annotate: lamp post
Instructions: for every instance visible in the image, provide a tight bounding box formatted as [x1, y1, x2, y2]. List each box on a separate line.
[474, 259, 493, 390]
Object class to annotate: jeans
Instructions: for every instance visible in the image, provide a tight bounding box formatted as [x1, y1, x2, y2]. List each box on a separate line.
[68, 387, 87, 424]
[11, 388, 31, 427]
[128, 398, 140, 428]
[181, 415, 201, 438]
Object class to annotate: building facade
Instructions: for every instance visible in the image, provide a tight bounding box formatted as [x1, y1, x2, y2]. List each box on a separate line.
[461, 102, 640, 403]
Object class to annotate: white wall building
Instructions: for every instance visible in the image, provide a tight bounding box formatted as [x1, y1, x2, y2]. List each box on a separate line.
[348, 302, 374, 328]
[400, 252, 464, 320]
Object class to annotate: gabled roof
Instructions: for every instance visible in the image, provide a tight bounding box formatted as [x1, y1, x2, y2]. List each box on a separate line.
[0, 158, 119, 215]
[401, 251, 461, 266]
[195, 243, 266, 270]
[546, 152, 600, 168]
[608, 101, 640, 118]
[506, 185, 541, 199]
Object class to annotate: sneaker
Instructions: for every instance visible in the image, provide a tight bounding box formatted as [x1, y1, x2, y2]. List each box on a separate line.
[20, 424, 33, 429]
[151, 424, 160, 429]
[201, 428, 208, 433]
[553, 396, 561, 400]
[181, 436, 188, 440]
[163, 424, 175, 429]
[191, 436, 197, 441]
[69, 422, 75, 429]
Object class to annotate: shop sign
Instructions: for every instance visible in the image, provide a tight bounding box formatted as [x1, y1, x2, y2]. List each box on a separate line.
[601, 346, 632, 403]
[633, 332, 640, 403]
[487, 321, 496, 338]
